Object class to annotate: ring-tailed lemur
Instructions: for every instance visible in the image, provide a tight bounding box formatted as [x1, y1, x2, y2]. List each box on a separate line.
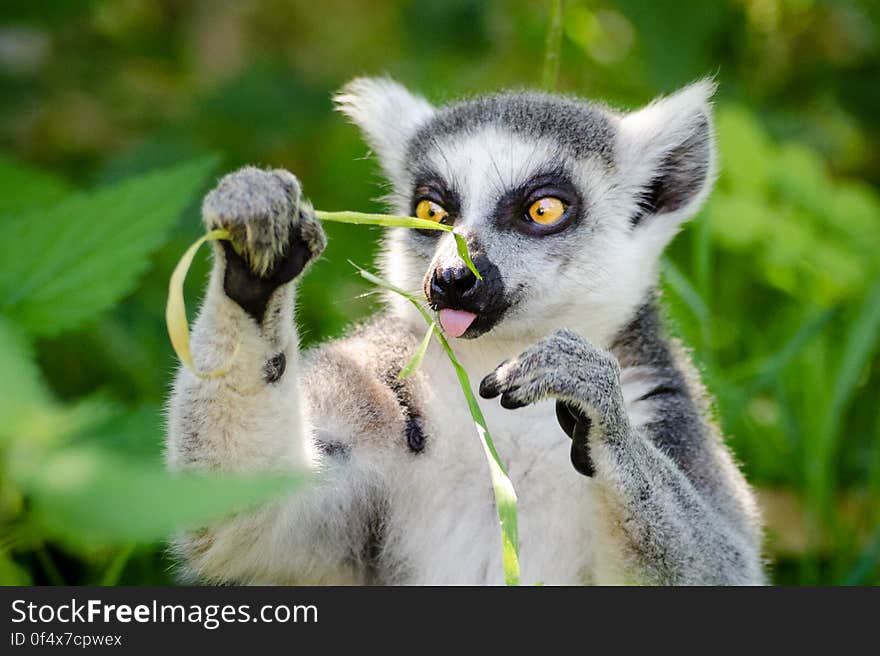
[166, 78, 764, 585]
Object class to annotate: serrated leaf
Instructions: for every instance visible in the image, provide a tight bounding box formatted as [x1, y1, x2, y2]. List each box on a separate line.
[0, 316, 51, 442]
[0, 318, 117, 446]
[11, 446, 307, 546]
[0, 156, 217, 337]
[0, 154, 75, 218]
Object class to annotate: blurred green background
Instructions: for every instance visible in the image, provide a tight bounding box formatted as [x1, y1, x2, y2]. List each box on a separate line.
[0, 0, 878, 585]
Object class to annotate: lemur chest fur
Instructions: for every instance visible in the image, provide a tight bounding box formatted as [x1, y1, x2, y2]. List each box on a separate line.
[304, 323, 657, 585]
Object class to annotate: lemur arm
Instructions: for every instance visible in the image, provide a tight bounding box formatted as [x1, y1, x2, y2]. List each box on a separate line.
[165, 167, 380, 584]
[479, 329, 764, 585]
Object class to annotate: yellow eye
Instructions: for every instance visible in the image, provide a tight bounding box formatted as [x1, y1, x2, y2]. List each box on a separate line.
[415, 199, 448, 223]
[528, 197, 567, 225]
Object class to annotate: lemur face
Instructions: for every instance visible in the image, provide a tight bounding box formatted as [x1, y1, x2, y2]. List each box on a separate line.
[336, 79, 716, 345]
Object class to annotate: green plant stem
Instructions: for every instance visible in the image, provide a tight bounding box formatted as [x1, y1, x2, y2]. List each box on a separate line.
[357, 267, 520, 585]
[542, 0, 564, 90]
[315, 210, 449, 231]
[35, 543, 65, 585]
[101, 543, 135, 586]
[315, 210, 481, 280]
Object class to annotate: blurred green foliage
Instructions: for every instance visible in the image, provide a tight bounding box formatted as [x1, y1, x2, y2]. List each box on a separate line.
[0, 0, 877, 585]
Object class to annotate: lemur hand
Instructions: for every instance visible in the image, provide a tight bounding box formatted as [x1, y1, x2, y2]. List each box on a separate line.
[201, 166, 327, 322]
[479, 329, 628, 477]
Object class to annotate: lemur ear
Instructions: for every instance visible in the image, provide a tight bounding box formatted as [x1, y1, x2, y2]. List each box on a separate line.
[617, 79, 717, 227]
[334, 77, 435, 181]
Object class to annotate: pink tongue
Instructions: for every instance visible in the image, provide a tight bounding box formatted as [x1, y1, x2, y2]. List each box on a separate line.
[438, 309, 477, 338]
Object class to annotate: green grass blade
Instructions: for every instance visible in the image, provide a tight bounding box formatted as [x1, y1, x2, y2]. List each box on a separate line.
[843, 524, 880, 585]
[315, 210, 452, 232]
[662, 257, 711, 331]
[823, 274, 880, 441]
[748, 308, 836, 388]
[723, 308, 836, 387]
[100, 543, 135, 586]
[662, 257, 712, 361]
[316, 210, 482, 279]
[435, 331, 520, 585]
[691, 209, 713, 300]
[453, 231, 482, 280]
[357, 267, 520, 585]
[399, 322, 436, 379]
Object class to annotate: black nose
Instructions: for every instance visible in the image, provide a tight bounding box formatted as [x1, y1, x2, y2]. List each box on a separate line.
[430, 266, 478, 304]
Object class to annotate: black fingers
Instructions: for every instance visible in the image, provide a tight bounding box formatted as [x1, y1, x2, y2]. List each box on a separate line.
[480, 367, 529, 408]
[556, 401, 594, 477]
[478, 371, 501, 399]
[223, 214, 316, 323]
[570, 418, 594, 477]
[555, 400, 578, 438]
[499, 391, 527, 409]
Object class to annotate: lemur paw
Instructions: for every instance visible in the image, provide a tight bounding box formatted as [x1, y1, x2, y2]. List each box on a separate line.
[201, 167, 327, 321]
[203, 166, 326, 276]
[479, 329, 624, 477]
[479, 329, 621, 410]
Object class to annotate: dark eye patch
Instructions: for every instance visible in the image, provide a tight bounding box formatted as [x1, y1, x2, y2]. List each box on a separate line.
[492, 169, 582, 236]
[409, 171, 461, 235]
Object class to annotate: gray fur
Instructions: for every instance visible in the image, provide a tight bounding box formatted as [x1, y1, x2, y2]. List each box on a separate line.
[479, 317, 762, 584]
[408, 92, 617, 164]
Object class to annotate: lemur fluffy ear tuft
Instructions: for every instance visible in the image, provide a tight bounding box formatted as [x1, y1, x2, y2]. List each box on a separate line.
[334, 77, 435, 181]
[618, 78, 717, 226]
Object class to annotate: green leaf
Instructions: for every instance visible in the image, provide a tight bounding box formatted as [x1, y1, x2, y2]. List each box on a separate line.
[0, 156, 217, 337]
[733, 308, 836, 386]
[10, 446, 307, 546]
[442, 344, 520, 586]
[0, 318, 117, 446]
[0, 316, 51, 442]
[0, 154, 75, 218]
[398, 321, 436, 379]
[73, 403, 165, 460]
[662, 258, 710, 328]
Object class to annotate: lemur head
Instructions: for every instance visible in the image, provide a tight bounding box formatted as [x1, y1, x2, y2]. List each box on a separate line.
[336, 78, 716, 345]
